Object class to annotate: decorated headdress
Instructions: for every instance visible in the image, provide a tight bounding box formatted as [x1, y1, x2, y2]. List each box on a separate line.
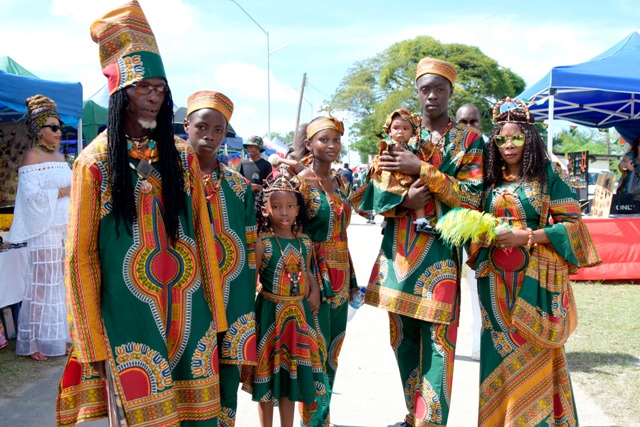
[90, 0, 167, 95]
[186, 91, 234, 121]
[306, 115, 344, 139]
[25, 95, 61, 138]
[263, 165, 301, 194]
[415, 57, 457, 85]
[383, 107, 421, 134]
[492, 97, 532, 124]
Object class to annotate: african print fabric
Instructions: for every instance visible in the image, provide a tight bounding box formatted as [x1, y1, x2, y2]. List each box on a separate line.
[202, 163, 257, 427]
[299, 176, 357, 427]
[359, 136, 423, 215]
[362, 122, 484, 426]
[471, 163, 600, 427]
[56, 134, 227, 427]
[244, 233, 325, 406]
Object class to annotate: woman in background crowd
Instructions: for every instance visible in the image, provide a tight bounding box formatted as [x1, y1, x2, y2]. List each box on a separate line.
[7, 95, 71, 361]
[617, 136, 640, 200]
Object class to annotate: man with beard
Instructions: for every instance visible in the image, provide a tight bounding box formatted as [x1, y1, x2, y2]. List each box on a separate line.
[56, 2, 227, 426]
[365, 58, 484, 426]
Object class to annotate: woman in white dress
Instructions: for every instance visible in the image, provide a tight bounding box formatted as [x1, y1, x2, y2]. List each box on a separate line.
[7, 95, 71, 361]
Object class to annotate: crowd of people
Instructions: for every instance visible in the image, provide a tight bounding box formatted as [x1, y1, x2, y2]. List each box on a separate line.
[0, 1, 608, 427]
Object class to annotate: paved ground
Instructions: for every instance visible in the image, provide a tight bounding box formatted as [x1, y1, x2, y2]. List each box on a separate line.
[0, 214, 618, 426]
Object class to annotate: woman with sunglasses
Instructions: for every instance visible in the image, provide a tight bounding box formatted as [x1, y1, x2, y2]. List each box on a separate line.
[468, 98, 600, 426]
[7, 94, 71, 361]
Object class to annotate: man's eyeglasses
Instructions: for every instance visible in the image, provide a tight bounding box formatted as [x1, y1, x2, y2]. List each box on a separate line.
[41, 124, 63, 133]
[494, 134, 526, 147]
[131, 82, 169, 95]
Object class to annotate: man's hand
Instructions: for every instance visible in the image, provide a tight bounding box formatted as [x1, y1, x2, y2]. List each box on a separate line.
[307, 287, 320, 316]
[378, 146, 422, 175]
[250, 183, 262, 192]
[400, 180, 433, 210]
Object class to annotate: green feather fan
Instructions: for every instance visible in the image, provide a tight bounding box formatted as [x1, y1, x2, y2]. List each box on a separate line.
[435, 208, 500, 247]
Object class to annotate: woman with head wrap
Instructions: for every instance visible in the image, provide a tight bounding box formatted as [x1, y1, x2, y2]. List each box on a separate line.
[295, 116, 358, 427]
[7, 94, 71, 361]
[468, 98, 601, 426]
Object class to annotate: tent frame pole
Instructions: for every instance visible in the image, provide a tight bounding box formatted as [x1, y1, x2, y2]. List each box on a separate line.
[547, 88, 556, 153]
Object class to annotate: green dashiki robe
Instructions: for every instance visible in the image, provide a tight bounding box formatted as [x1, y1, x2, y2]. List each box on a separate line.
[202, 162, 257, 427]
[358, 123, 484, 427]
[56, 134, 227, 427]
[246, 232, 325, 408]
[360, 135, 422, 214]
[469, 163, 600, 427]
[299, 176, 357, 427]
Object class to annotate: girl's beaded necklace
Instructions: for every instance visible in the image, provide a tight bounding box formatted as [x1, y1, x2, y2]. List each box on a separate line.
[272, 232, 303, 296]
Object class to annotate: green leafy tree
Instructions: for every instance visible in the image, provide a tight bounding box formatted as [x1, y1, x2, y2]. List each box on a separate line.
[330, 36, 526, 162]
[268, 130, 295, 146]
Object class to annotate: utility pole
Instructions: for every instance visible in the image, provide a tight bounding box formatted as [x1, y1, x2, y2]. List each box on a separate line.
[293, 73, 307, 146]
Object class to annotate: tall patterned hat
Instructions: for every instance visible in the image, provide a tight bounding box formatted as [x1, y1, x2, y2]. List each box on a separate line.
[186, 91, 234, 122]
[415, 57, 457, 85]
[90, 0, 167, 95]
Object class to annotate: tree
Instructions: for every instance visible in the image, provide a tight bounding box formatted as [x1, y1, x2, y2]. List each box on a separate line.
[329, 36, 526, 162]
[268, 130, 295, 146]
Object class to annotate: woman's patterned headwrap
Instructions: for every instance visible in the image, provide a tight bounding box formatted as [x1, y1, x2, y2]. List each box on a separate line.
[383, 107, 421, 134]
[90, 0, 166, 95]
[306, 115, 344, 139]
[25, 95, 61, 138]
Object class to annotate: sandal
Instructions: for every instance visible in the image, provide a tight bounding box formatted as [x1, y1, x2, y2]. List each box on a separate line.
[29, 352, 48, 361]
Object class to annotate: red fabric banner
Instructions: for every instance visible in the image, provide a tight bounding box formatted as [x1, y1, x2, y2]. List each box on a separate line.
[571, 217, 640, 281]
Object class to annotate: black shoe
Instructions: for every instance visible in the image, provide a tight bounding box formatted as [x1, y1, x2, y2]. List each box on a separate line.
[415, 222, 440, 235]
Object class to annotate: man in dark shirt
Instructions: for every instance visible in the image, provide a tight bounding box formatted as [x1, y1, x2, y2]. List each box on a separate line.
[338, 162, 353, 184]
[239, 135, 272, 193]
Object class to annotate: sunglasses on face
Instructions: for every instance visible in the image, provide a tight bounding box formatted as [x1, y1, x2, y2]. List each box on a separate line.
[41, 124, 63, 133]
[131, 82, 169, 95]
[494, 134, 526, 147]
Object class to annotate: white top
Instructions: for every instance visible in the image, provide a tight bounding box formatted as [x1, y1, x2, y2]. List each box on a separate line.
[6, 161, 72, 243]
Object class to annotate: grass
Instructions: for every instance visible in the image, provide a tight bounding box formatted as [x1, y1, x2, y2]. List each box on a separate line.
[0, 339, 67, 402]
[566, 282, 640, 427]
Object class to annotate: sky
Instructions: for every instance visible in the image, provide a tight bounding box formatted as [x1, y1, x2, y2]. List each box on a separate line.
[2, 0, 640, 158]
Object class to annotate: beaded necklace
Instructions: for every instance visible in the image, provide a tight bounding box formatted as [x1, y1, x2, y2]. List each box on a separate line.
[272, 232, 303, 296]
[202, 162, 222, 202]
[35, 142, 56, 153]
[308, 166, 343, 216]
[427, 120, 453, 147]
[126, 134, 157, 162]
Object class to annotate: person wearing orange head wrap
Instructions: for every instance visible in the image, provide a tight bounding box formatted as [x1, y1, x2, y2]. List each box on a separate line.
[359, 57, 485, 426]
[184, 90, 259, 427]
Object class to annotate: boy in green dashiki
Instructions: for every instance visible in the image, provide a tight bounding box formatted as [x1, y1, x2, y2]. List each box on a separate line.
[184, 90, 258, 427]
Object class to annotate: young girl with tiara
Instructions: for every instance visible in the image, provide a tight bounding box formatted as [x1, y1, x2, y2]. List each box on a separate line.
[245, 167, 325, 427]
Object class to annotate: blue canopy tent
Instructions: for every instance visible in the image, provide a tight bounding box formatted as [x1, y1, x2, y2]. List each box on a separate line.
[518, 32, 640, 149]
[0, 69, 83, 134]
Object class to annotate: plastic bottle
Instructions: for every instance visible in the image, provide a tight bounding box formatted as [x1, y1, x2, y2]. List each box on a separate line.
[347, 287, 366, 322]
